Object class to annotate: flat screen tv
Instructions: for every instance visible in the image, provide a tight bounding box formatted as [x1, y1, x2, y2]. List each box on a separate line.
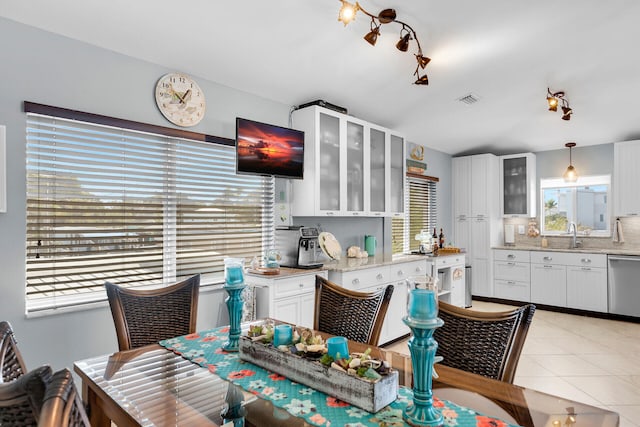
[236, 117, 305, 179]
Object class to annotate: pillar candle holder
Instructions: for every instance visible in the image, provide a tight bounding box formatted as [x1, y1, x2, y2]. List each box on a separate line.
[403, 286, 444, 427]
[223, 258, 246, 352]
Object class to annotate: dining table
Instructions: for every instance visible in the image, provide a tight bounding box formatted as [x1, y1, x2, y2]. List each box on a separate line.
[74, 322, 619, 427]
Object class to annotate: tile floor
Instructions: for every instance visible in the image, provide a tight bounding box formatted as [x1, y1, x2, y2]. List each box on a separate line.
[383, 300, 640, 427]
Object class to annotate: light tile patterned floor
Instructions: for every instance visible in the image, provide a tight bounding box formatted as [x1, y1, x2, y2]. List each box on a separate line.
[383, 300, 640, 427]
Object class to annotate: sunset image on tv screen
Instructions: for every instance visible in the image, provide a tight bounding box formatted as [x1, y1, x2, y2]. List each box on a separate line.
[236, 118, 304, 178]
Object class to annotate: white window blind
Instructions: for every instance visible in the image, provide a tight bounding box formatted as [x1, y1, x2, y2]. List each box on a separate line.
[392, 175, 438, 254]
[25, 112, 273, 313]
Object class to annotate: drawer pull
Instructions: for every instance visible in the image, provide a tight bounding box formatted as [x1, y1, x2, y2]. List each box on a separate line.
[507, 281, 516, 285]
[326, 212, 335, 215]
[299, 283, 304, 288]
[543, 256, 552, 261]
[376, 273, 384, 280]
[507, 254, 516, 259]
[507, 262, 516, 266]
[581, 267, 591, 271]
[352, 278, 360, 285]
[544, 265, 552, 268]
[581, 258, 591, 263]
[415, 266, 423, 272]
[397, 270, 404, 276]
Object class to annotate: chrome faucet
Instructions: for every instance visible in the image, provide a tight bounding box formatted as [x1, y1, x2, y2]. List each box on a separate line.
[567, 222, 582, 249]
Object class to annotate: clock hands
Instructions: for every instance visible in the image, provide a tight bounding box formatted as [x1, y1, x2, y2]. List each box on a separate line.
[169, 84, 189, 105]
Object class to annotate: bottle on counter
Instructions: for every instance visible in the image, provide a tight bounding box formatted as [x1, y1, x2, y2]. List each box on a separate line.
[432, 228, 438, 241]
[439, 228, 445, 248]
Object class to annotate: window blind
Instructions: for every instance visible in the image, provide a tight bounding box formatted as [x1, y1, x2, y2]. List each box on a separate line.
[25, 113, 274, 313]
[392, 174, 438, 254]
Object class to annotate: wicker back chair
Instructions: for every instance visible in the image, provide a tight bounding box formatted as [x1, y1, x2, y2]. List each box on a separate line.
[105, 274, 200, 351]
[0, 365, 51, 426]
[38, 368, 89, 427]
[314, 275, 393, 346]
[0, 321, 28, 383]
[434, 301, 536, 383]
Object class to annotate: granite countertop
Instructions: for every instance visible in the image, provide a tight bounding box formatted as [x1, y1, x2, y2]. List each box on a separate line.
[492, 245, 640, 256]
[323, 252, 465, 273]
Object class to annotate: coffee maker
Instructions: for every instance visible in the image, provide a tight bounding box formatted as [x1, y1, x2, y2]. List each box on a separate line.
[275, 226, 323, 269]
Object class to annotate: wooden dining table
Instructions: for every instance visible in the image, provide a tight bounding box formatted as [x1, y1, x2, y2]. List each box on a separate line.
[74, 325, 619, 427]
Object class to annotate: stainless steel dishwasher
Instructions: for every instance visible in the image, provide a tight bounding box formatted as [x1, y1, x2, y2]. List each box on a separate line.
[608, 255, 640, 316]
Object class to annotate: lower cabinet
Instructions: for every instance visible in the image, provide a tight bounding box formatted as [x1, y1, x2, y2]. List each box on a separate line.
[530, 252, 567, 307]
[328, 259, 422, 345]
[566, 254, 607, 312]
[492, 249, 609, 313]
[493, 249, 530, 301]
[252, 270, 328, 329]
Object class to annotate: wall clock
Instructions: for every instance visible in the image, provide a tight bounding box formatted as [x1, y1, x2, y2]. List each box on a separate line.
[155, 72, 206, 127]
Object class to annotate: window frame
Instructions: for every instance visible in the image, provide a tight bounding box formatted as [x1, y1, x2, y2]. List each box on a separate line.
[392, 173, 438, 255]
[24, 102, 274, 315]
[539, 174, 611, 237]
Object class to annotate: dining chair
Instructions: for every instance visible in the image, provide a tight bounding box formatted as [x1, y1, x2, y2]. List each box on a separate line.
[38, 368, 90, 427]
[434, 300, 536, 384]
[0, 365, 52, 426]
[105, 274, 200, 351]
[313, 275, 393, 346]
[0, 321, 28, 383]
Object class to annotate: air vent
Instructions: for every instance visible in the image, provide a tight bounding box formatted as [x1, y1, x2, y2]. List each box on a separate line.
[457, 93, 480, 105]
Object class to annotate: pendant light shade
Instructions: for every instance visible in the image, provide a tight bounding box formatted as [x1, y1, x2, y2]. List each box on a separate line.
[563, 142, 578, 182]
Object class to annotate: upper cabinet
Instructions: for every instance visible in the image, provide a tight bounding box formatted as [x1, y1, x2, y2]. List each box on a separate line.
[290, 106, 405, 217]
[500, 153, 536, 217]
[453, 154, 498, 218]
[614, 140, 640, 216]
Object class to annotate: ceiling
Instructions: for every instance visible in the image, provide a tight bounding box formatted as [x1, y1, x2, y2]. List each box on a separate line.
[2, 0, 640, 155]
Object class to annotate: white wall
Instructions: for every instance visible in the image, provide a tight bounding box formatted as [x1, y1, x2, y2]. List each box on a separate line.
[0, 17, 453, 372]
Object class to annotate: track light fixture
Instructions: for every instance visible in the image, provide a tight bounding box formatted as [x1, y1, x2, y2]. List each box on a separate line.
[337, 0, 430, 85]
[547, 88, 573, 121]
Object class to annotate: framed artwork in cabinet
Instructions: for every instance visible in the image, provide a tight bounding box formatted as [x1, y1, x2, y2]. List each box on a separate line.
[0, 125, 5, 213]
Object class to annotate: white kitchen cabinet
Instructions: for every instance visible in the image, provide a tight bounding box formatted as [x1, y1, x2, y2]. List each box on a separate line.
[530, 252, 567, 307]
[290, 106, 405, 217]
[252, 270, 328, 328]
[328, 259, 424, 344]
[613, 140, 640, 216]
[565, 253, 608, 312]
[425, 254, 466, 307]
[494, 249, 530, 302]
[500, 153, 536, 217]
[452, 154, 500, 298]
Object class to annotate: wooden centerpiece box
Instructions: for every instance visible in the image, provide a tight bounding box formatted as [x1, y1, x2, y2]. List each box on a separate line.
[238, 321, 399, 413]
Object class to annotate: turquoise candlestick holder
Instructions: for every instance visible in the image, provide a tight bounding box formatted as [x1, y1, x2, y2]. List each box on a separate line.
[403, 286, 444, 427]
[223, 258, 246, 352]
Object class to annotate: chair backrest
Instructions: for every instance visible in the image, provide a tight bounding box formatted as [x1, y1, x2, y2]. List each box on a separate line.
[434, 301, 536, 383]
[38, 368, 90, 427]
[0, 365, 51, 426]
[314, 275, 393, 346]
[0, 321, 28, 383]
[105, 274, 200, 351]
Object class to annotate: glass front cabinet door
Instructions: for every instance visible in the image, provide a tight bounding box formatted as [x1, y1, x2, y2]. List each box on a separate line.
[500, 153, 536, 217]
[290, 105, 405, 217]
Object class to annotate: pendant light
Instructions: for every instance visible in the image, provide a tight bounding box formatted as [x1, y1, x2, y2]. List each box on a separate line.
[563, 142, 578, 182]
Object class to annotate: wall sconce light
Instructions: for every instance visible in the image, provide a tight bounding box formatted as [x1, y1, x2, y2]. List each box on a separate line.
[337, 0, 430, 85]
[547, 88, 573, 120]
[563, 142, 578, 182]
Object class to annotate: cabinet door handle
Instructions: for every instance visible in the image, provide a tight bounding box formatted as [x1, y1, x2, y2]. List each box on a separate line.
[507, 281, 516, 285]
[581, 258, 591, 263]
[326, 212, 335, 216]
[352, 212, 359, 216]
[299, 283, 304, 288]
[581, 267, 592, 271]
[543, 256, 552, 261]
[376, 273, 384, 281]
[415, 266, 423, 272]
[544, 265, 553, 268]
[507, 254, 516, 259]
[397, 270, 404, 276]
[352, 278, 360, 285]
[507, 262, 516, 266]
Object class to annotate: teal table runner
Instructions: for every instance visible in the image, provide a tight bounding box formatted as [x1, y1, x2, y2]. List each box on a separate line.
[159, 327, 521, 427]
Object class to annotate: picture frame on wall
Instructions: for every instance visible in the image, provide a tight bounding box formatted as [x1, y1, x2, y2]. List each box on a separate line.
[0, 125, 5, 213]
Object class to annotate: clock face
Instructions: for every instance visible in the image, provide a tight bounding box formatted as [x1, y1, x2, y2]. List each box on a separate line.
[155, 73, 206, 127]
